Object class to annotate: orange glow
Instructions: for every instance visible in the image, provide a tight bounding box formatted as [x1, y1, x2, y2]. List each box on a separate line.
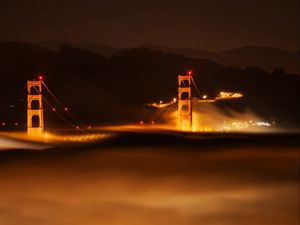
[147, 98, 177, 108]
[216, 91, 243, 100]
[0, 131, 112, 146]
[197, 91, 243, 103]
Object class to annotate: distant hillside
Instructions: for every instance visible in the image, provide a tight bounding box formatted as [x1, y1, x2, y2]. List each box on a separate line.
[144, 44, 299, 74]
[0, 42, 299, 129]
[37, 41, 120, 57]
[37, 42, 299, 74]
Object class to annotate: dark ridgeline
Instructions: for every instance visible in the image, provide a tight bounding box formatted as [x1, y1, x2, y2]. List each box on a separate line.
[0, 42, 299, 129]
[143, 44, 300, 75]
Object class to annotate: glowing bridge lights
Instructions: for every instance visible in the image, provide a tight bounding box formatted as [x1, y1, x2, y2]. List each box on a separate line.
[147, 97, 178, 108]
[216, 91, 243, 100]
[38, 74, 44, 81]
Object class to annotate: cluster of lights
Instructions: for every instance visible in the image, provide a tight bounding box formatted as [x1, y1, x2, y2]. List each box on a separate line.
[220, 120, 273, 131]
[216, 91, 243, 100]
[195, 127, 213, 132]
[179, 120, 274, 133]
[147, 97, 177, 109]
[63, 134, 107, 142]
[255, 121, 271, 127]
[197, 91, 244, 103]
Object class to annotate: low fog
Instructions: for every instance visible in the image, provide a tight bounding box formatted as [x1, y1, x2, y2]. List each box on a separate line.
[0, 142, 298, 225]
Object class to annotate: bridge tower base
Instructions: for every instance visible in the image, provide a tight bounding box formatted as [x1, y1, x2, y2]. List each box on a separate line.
[27, 79, 44, 135]
[178, 72, 192, 131]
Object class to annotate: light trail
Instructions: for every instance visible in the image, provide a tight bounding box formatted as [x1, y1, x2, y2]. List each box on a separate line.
[0, 133, 51, 150]
[0, 131, 113, 149]
[216, 91, 243, 100]
[149, 91, 244, 109]
[146, 98, 177, 109]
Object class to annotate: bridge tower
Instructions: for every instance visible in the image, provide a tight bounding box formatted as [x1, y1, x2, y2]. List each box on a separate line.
[27, 75, 44, 135]
[178, 71, 192, 131]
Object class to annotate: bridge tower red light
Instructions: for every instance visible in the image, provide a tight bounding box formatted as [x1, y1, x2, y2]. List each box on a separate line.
[38, 73, 44, 81]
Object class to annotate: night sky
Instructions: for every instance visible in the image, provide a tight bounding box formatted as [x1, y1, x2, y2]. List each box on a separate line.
[0, 0, 298, 51]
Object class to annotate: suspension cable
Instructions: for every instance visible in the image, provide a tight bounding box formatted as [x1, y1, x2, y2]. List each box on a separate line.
[43, 97, 87, 133]
[42, 81, 89, 128]
[191, 76, 202, 99]
[153, 103, 174, 122]
[32, 85, 86, 133]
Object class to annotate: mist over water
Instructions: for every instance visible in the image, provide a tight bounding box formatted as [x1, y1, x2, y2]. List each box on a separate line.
[161, 100, 275, 132]
[0, 138, 299, 225]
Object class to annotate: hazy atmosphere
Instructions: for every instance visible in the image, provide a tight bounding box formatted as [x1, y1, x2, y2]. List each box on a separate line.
[0, 0, 299, 50]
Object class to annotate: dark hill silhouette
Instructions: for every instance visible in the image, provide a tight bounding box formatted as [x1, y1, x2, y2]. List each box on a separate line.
[0, 42, 299, 130]
[144, 44, 299, 74]
[37, 41, 119, 57]
[37, 42, 299, 74]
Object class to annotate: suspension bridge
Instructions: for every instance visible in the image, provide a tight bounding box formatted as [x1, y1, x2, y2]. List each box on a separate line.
[26, 74, 91, 136]
[25, 71, 195, 135]
[1, 70, 244, 139]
